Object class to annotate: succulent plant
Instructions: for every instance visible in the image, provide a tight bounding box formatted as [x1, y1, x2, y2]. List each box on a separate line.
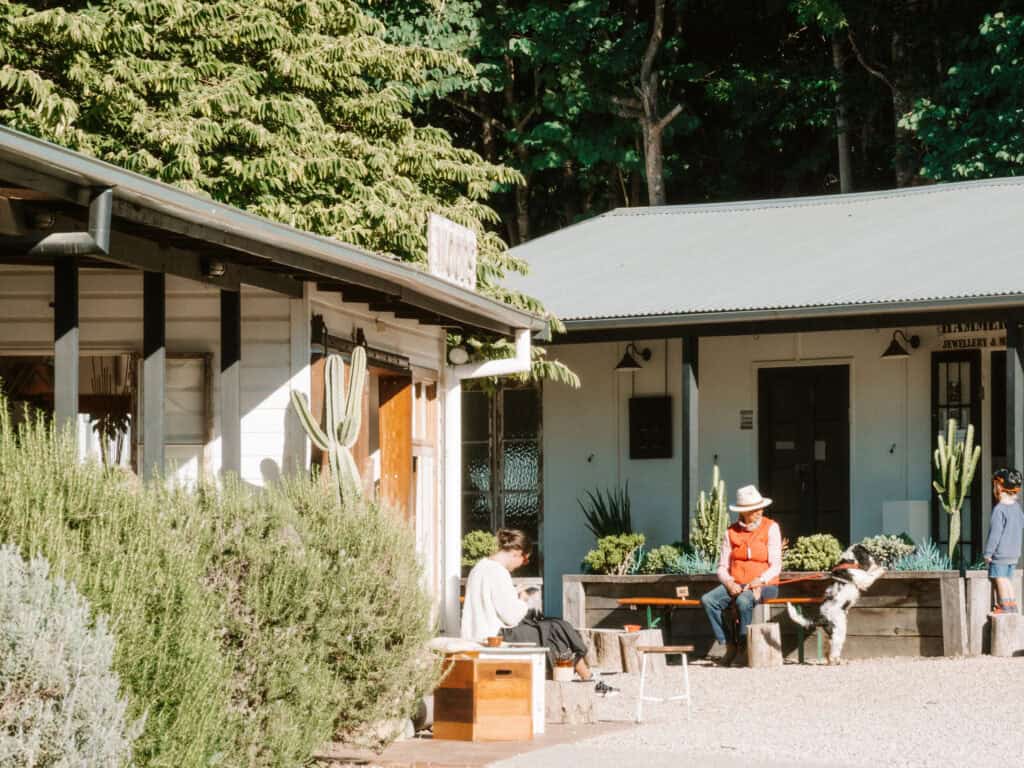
[932, 418, 981, 561]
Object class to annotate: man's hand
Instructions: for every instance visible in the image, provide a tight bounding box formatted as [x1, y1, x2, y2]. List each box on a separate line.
[984, 556, 992, 565]
[726, 580, 743, 597]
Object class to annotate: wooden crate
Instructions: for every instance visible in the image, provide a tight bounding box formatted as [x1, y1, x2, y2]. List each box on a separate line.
[433, 655, 533, 742]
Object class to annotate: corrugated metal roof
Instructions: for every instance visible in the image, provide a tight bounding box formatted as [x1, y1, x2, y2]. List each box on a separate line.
[504, 179, 1024, 326]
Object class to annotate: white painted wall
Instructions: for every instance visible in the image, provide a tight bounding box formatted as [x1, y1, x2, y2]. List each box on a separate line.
[541, 325, 1000, 616]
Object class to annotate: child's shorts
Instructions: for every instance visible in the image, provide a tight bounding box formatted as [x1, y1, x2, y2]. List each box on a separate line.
[989, 562, 1015, 579]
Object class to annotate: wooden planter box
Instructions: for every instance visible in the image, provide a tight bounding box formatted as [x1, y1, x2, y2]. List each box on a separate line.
[563, 571, 967, 661]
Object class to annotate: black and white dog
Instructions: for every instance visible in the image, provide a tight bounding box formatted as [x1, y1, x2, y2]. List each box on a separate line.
[786, 544, 885, 664]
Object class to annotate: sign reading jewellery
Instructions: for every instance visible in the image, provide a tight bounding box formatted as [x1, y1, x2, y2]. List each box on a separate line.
[936, 320, 1006, 350]
[427, 213, 477, 290]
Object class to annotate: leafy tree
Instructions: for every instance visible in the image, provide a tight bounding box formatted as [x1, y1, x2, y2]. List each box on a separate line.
[906, 13, 1024, 180]
[0, 0, 530, 304]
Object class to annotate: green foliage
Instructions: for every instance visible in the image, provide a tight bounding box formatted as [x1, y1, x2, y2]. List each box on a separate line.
[783, 534, 844, 572]
[690, 464, 729, 563]
[0, 394, 439, 766]
[583, 533, 645, 576]
[909, 14, 1024, 181]
[891, 538, 953, 572]
[291, 348, 367, 504]
[858, 533, 916, 569]
[578, 483, 632, 539]
[932, 419, 982, 560]
[0, 545, 141, 767]
[663, 547, 717, 575]
[638, 544, 684, 575]
[461, 529, 497, 568]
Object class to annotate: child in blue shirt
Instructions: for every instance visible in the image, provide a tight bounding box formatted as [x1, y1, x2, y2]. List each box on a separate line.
[983, 468, 1024, 614]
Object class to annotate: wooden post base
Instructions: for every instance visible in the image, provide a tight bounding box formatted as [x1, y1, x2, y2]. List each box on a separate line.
[989, 613, 1023, 657]
[620, 629, 666, 674]
[578, 628, 626, 673]
[747, 623, 783, 668]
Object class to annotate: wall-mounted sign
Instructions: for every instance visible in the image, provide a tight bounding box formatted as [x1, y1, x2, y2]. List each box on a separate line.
[936, 320, 1005, 351]
[740, 409, 753, 430]
[428, 213, 477, 290]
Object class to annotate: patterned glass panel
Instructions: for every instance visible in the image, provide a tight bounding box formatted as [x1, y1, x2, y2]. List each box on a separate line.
[463, 493, 492, 532]
[502, 492, 540, 527]
[462, 390, 490, 442]
[502, 440, 539, 491]
[463, 444, 491, 492]
[503, 388, 539, 439]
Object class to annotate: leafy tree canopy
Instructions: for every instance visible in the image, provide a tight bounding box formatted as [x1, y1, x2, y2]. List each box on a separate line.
[906, 13, 1024, 180]
[0, 0, 537, 307]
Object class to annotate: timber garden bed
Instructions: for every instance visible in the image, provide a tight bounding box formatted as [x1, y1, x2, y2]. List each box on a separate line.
[563, 572, 969, 660]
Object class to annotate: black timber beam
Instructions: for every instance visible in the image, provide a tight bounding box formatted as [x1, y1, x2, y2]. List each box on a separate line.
[554, 307, 1024, 344]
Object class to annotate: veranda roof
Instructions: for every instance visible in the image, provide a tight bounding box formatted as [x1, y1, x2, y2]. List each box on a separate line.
[505, 179, 1024, 332]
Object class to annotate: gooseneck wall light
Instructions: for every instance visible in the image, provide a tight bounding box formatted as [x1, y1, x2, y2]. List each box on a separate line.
[615, 342, 652, 373]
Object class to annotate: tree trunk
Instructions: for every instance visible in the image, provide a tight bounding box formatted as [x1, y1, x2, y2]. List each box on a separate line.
[636, 0, 680, 207]
[642, 120, 666, 206]
[831, 33, 853, 193]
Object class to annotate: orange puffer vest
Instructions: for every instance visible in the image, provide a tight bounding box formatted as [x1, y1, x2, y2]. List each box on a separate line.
[727, 518, 774, 585]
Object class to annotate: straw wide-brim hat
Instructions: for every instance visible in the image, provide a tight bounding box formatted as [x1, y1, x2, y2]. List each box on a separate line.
[729, 484, 772, 513]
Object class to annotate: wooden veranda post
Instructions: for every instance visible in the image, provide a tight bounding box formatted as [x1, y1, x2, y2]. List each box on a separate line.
[681, 335, 699, 542]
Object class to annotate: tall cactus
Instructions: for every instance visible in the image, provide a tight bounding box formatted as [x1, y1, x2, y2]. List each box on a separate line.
[932, 418, 982, 560]
[691, 464, 729, 562]
[291, 347, 367, 504]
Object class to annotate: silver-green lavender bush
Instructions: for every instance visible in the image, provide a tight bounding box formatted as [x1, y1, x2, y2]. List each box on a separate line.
[0, 545, 142, 767]
[858, 534, 916, 568]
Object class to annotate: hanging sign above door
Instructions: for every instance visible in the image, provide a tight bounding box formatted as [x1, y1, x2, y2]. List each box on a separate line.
[936, 320, 1006, 351]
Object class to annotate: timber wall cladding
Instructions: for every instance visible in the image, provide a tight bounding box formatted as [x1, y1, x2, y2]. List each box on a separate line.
[564, 573, 952, 661]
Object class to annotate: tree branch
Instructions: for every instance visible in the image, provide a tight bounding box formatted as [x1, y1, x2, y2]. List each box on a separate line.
[610, 95, 642, 120]
[444, 96, 508, 132]
[847, 30, 897, 95]
[640, 0, 666, 85]
[654, 103, 683, 135]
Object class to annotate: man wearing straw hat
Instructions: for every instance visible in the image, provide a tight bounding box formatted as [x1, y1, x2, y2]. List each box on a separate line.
[701, 485, 783, 666]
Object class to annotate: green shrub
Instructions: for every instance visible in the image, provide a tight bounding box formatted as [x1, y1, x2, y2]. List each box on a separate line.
[583, 533, 645, 575]
[0, 544, 141, 767]
[638, 544, 683, 574]
[0, 395, 440, 765]
[858, 534, 916, 568]
[892, 538, 953, 571]
[462, 529, 498, 568]
[782, 534, 843, 571]
[578, 484, 632, 538]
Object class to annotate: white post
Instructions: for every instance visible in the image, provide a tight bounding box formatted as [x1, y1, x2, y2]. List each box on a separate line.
[285, 284, 311, 474]
[142, 272, 165, 481]
[220, 290, 241, 478]
[441, 362, 463, 635]
[53, 259, 79, 442]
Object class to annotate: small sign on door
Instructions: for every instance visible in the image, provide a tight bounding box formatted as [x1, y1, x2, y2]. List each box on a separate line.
[814, 440, 827, 461]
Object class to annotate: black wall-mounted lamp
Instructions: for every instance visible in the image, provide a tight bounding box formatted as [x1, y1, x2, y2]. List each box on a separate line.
[615, 342, 652, 373]
[204, 259, 226, 278]
[881, 329, 920, 360]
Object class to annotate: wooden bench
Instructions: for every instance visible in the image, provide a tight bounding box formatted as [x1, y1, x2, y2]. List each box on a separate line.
[759, 596, 825, 664]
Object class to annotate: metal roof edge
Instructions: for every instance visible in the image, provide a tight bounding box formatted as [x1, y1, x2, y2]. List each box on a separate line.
[560, 294, 1024, 332]
[0, 125, 543, 334]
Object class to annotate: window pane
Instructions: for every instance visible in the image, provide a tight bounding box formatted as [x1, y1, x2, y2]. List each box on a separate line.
[463, 493, 492, 532]
[463, 444, 491, 492]
[502, 440, 539, 491]
[462, 390, 490, 442]
[503, 388, 539, 439]
[502, 492, 540, 527]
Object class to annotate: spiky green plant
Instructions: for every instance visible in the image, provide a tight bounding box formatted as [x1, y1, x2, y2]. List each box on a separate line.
[891, 538, 953, 572]
[578, 483, 632, 539]
[690, 464, 729, 562]
[932, 418, 982, 560]
[291, 348, 367, 503]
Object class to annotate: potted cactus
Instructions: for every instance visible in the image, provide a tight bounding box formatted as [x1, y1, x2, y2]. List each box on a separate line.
[932, 418, 981, 563]
[290, 347, 367, 505]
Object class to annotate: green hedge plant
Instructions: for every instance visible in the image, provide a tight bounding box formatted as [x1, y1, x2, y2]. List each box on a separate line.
[0, 545, 141, 767]
[461, 530, 498, 569]
[782, 534, 843, 571]
[583, 533, 645, 575]
[638, 544, 684, 574]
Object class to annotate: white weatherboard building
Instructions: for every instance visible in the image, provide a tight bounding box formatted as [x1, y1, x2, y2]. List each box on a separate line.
[0, 126, 545, 634]
[504, 181, 1024, 617]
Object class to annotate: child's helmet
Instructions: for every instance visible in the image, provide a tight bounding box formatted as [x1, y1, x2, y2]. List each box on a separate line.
[993, 468, 1023, 491]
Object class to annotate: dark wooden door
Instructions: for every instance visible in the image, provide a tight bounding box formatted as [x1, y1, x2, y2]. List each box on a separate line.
[931, 350, 982, 563]
[379, 374, 413, 522]
[759, 365, 850, 543]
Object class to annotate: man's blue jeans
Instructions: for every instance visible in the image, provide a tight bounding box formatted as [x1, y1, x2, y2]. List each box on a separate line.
[701, 583, 779, 645]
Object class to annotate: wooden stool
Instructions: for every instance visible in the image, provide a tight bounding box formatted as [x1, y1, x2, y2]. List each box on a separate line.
[635, 645, 694, 723]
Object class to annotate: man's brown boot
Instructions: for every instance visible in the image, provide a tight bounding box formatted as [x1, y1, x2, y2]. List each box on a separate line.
[718, 643, 738, 667]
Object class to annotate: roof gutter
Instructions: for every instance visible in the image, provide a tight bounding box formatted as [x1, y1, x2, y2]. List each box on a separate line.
[27, 188, 111, 258]
[561, 293, 1024, 333]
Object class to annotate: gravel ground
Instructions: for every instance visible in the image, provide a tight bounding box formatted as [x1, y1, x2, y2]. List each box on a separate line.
[494, 656, 1024, 768]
